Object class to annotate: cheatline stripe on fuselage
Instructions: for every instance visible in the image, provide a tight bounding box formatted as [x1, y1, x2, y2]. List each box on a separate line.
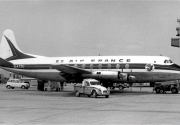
[12, 63, 180, 71]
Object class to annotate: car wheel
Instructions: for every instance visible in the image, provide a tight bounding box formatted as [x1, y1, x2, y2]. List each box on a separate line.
[171, 87, 178, 94]
[44, 88, 47, 91]
[155, 87, 160, 93]
[92, 91, 97, 98]
[87, 95, 91, 97]
[105, 95, 109, 98]
[75, 91, 80, 97]
[6, 85, 11, 89]
[11, 87, 14, 89]
[21, 85, 25, 89]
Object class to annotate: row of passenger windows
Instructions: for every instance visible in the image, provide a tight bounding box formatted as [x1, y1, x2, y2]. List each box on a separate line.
[70, 64, 129, 69]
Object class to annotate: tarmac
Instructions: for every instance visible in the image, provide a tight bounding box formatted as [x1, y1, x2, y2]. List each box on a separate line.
[0, 84, 180, 125]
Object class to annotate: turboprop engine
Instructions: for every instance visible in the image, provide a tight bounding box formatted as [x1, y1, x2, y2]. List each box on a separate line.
[81, 71, 135, 82]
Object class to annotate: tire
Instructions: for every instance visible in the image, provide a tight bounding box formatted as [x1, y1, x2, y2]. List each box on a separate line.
[171, 87, 178, 94]
[21, 85, 25, 89]
[87, 95, 91, 97]
[44, 88, 47, 91]
[159, 89, 164, 94]
[6, 85, 11, 89]
[155, 87, 161, 94]
[11, 87, 14, 89]
[105, 95, 109, 98]
[75, 91, 80, 97]
[92, 91, 97, 98]
[119, 86, 124, 90]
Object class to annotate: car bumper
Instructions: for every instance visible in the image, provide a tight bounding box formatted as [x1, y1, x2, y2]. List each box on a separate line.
[97, 90, 110, 96]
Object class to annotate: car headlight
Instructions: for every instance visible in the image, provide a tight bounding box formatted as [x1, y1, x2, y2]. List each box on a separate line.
[98, 89, 101, 91]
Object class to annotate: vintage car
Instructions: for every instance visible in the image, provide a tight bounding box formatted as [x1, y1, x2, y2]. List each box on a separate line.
[74, 79, 110, 98]
[6, 78, 30, 89]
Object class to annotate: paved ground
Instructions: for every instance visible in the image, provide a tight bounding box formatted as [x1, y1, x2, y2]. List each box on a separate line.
[0, 84, 180, 125]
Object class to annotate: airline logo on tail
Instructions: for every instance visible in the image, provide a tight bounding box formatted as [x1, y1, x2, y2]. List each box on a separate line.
[0, 29, 36, 61]
[4, 35, 35, 61]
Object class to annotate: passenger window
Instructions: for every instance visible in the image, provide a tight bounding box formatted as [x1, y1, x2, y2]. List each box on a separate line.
[98, 64, 102, 69]
[82, 64, 86, 69]
[116, 64, 120, 69]
[107, 64, 111, 69]
[90, 64, 93, 69]
[56, 60, 59, 63]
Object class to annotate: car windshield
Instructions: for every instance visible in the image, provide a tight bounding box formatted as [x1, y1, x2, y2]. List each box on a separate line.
[90, 81, 100, 85]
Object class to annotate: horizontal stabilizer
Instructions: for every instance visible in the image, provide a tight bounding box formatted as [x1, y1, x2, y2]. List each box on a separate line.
[51, 64, 91, 75]
[0, 57, 13, 67]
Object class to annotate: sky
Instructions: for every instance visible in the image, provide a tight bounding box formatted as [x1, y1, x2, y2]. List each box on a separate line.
[0, 0, 180, 69]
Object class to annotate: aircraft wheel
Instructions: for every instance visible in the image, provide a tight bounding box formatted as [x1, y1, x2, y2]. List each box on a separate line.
[92, 91, 97, 98]
[111, 87, 115, 90]
[155, 87, 160, 93]
[119, 86, 124, 90]
[171, 87, 178, 94]
[105, 95, 109, 98]
[159, 89, 164, 94]
[75, 91, 80, 97]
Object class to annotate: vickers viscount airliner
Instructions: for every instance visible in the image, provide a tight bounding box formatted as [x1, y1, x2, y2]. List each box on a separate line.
[0, 29, 180, 88]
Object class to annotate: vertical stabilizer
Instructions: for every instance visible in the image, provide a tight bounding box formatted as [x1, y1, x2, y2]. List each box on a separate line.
[0, 29, 35, 61]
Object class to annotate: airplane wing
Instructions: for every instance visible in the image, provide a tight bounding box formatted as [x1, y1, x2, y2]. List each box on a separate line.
[51, 64, 91, 75]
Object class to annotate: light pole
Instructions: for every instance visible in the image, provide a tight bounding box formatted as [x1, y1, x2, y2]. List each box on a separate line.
[171, 19, 180, 64]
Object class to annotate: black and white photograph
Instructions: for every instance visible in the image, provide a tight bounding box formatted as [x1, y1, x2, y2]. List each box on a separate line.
[0, 0, 180, 125]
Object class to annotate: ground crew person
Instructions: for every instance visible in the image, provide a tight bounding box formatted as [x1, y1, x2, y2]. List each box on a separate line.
[60, 82, 64, 90]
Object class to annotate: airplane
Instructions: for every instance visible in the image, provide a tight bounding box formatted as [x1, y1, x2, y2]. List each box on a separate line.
[0, 29, 180, 90]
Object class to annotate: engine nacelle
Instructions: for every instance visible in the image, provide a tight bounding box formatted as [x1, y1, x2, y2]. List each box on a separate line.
[81, 71, 135, 81]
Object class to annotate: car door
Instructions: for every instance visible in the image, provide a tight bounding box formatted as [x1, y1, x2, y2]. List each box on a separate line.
[11, 80, 16, 87]
[16, 80, 21, 87]
[84, 82, 91, 95]
[8, 80, 13, 87]
[14, 80, 19, 87]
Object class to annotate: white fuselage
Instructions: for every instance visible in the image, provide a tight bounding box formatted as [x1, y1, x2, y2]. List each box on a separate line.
[2, 55, 180, 83]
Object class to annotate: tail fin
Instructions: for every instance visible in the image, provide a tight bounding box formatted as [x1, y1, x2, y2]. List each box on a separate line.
[0, 29, 35, 61]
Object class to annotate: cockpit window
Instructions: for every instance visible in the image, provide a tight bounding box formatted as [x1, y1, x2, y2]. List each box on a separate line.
[169, 60, 173, 63]
[164, 59, 173, 64]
